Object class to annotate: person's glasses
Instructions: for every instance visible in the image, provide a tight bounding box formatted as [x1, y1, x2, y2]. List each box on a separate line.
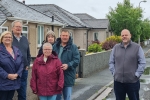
[43, 49, 52, 51]
[14, 26, 22, 28]
[3, 36, 12, 39]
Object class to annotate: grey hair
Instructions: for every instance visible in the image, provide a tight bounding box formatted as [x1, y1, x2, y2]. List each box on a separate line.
[61, 29, 70, 35]
[42, 42, 53, 50]
[12, 20, 23, 27]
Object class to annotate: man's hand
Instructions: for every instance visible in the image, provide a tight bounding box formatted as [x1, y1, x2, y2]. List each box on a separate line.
[33, 91, 37, 94]
[61, 64, 68, 70]
[26, 66, 29, 70]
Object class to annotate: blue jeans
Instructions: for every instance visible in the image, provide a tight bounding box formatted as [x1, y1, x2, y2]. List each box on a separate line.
[39, 95, 56, 100]
[0, 90, 15, 100]
[17, 70, 28, 100]
[114, 80, 140, 100]
[56, 87, 72, 100]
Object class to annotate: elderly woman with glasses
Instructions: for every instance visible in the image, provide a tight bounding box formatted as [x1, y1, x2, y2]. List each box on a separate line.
[30, 43, 64, 100]
[0, 31, 24, 100]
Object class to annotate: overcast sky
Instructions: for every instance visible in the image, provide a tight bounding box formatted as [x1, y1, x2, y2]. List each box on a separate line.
[20, 0, 149, 19]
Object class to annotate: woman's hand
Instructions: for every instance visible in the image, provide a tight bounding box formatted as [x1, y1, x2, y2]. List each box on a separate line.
[7, 74, 18, 80]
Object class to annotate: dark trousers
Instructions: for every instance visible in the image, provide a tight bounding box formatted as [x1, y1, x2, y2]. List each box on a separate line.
[0, 90, 15, 100]
[114, 80, 140, 100]
[17, 70, 28, 100]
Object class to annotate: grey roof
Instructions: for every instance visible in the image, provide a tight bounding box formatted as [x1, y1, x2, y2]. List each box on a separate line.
[73, 13, 96, 20]
[0, 0, 63, 26]
[0, 4, 12, 25]
[28, 4, 109, 29]
[74, 13, 109, 29]
[28, 4, 86, 27]
[82, 19, 109, 29]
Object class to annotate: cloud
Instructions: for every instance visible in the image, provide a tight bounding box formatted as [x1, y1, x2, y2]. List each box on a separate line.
[22, 0, 150, 19]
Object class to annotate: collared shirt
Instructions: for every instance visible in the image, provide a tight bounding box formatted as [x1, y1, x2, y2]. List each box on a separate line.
[14, 35, 22, 42]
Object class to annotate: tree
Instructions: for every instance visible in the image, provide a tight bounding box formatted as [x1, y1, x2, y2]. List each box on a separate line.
[140, 19, 150, 42]
[106, 0, 143, 42]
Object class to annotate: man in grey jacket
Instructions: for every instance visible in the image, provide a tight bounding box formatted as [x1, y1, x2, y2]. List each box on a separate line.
[109, 29, 146, 100]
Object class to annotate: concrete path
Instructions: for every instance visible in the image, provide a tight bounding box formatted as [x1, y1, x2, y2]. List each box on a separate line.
[72, 67, 113, 100]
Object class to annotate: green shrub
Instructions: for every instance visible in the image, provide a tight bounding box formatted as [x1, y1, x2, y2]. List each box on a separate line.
[88, 43, 102, 52]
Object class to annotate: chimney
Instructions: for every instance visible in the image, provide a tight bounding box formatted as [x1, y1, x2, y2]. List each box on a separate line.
[23, 0, 25, 4]
[52, 16, 54, 22]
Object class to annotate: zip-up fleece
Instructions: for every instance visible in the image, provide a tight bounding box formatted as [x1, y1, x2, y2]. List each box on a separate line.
[109, 41, 146, 83]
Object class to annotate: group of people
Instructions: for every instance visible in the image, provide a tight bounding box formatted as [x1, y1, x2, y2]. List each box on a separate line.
[0, 20, 80, 100]
[31, 29, 80, 100]
[0, 19, 146, 100]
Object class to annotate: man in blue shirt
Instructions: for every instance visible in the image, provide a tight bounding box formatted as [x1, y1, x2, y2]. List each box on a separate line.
[109, 29, 146, 100]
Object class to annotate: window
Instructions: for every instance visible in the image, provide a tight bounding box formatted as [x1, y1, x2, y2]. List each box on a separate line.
[0, 27, 8, 34]
[37, 25, 44, 47]
[93, 32, 98, 41]
[22, 26, 28, 38]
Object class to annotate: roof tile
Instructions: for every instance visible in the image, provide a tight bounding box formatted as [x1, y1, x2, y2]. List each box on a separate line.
[0, 0, 63, 26]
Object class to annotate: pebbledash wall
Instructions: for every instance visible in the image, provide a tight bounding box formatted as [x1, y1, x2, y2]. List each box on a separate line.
[79, 50, 111, 78]
[13, 50, 111, 100]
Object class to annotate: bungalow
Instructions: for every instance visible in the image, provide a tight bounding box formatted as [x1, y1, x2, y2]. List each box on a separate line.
[29, 4, 111, 50]
[0, 0, 64, 57]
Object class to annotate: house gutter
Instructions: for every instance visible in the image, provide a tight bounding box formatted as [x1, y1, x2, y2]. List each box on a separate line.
[23, 20, 28, 26]
[7, 17, 64, 27]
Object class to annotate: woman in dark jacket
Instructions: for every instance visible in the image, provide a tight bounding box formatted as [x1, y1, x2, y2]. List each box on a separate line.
[37, 30, 56, 57]
[0, 31, 24, 100]
[30, 43, 64, 100]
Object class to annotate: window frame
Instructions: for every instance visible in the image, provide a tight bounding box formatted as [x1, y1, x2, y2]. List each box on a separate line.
[22, 26, 28, 39]
[37, 25, 44, 47]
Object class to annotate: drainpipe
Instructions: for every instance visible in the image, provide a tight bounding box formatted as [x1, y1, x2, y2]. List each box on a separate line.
[51, 16, 54, 31]
[86, 28, 91, 50]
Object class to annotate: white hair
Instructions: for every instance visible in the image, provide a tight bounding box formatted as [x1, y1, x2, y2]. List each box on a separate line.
[12, 20, 23, 27]
[42, 42, 53, 50]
